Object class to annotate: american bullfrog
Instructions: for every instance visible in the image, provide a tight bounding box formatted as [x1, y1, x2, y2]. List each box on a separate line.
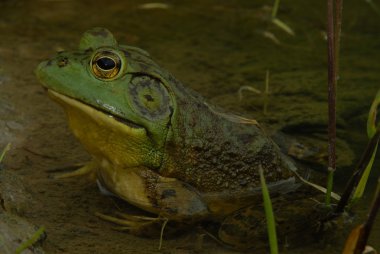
[36, 28, 317, 250]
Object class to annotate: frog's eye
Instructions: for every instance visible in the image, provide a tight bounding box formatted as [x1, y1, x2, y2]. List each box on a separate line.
[91, 51, 121, 80]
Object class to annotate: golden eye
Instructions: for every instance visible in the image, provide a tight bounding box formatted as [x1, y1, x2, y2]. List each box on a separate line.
[91, 51, 121, 80]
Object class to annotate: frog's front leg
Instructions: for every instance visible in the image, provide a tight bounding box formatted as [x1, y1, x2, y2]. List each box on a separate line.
[97, 166, 210, 236]
[143, 168, 210, 220]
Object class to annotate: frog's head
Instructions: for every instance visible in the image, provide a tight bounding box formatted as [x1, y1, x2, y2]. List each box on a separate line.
[36, 28, 176, 170]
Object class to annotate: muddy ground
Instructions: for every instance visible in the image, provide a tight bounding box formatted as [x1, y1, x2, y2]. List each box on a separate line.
[0, 0, 379, 253]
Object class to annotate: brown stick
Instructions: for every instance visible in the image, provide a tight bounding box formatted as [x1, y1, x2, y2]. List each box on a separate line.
[334, 0, 343, 77]
[325, 0, 337, 205]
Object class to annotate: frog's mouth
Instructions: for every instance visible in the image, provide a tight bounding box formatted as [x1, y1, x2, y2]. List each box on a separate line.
[47, 89, 145, 131]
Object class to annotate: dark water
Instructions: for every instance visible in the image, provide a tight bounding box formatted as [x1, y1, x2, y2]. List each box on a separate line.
[0, 0, 379, 253]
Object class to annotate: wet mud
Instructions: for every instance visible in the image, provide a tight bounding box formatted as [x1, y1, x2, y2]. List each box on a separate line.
[0, 0, 379, 253]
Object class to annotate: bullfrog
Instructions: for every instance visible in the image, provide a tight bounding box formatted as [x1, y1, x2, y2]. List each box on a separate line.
[36, 28, 317, 250]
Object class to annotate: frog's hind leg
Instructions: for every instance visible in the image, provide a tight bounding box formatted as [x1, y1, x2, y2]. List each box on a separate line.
[48, 161, 97, 179]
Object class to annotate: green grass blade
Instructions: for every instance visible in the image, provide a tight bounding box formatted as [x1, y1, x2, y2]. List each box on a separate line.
[271, 18, 295, 36]
[0, 143, 11, 163]
[367, 90, 380, 138]
[14, 226, 45, 254]
[352, 143, 378, 202]
[259, 165, 279, 254]
[351, 90, 380, 203]
[272, 0, 280, 18]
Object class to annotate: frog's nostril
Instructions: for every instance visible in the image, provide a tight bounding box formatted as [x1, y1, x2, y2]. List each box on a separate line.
[45, 60, 53, 67]
[57, 57, 69, 68]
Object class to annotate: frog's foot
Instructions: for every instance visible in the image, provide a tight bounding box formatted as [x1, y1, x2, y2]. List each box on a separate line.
[49, 161, 97, 179]
[218, 196, 327, 251]
[218, 205, 267, 251]
[95, 211, 169, 238]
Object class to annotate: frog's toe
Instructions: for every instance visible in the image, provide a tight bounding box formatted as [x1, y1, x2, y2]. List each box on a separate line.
[95, 212, 166, 237]
[113, 211, 159, 222]
[48, 161, 96, 179]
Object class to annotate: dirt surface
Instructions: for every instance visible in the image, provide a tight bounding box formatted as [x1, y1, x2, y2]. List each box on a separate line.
[0, 0, 379, 253]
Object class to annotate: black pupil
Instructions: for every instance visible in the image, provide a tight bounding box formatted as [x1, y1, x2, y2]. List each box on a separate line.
[97, 57, 116, 70]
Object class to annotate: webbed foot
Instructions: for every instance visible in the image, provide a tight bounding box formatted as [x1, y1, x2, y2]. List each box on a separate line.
[95, 211, 168, 238]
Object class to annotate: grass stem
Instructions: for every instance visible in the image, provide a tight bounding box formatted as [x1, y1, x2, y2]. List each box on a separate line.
[259, 165, 278, 254]
[14, 226, 45, 254]
[272, 0, 280, 18]
[158, 218, 169, 250]
[325, 0, 343, 206]
[0, 143, 11, 163]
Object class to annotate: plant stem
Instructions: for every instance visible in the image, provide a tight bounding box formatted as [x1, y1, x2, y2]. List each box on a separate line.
[325, 0, 337, 206]
[355, 177, 380, 254]
[334, 0, 343, 78]
[272, 0, 280, 19]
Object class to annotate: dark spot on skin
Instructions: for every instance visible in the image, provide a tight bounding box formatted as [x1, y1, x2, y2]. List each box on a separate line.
[220, 223, 247, 238]
[144, 94, 154, 102]
[233, 213, 244, 221]
[164, 207, 178, 214]
[161, 189, 177, 199]
[246, 215, 261, 227]
[46, 60, 52, 66]
[166, 106, 174, 128]
[239, 179, 248, 186]
[138, 62, 149, 71]
[237, 134, 255, 144]
[181, 182, 194, 192]
[57, 57, 68, 68]
[122, 50, 131, 57]
[90, 29, 110, 38]
[0, 196, 5, 211]
[73, 52, 87, 57]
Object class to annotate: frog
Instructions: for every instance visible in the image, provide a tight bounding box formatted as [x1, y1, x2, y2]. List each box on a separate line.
[36, 27, 319, 250]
